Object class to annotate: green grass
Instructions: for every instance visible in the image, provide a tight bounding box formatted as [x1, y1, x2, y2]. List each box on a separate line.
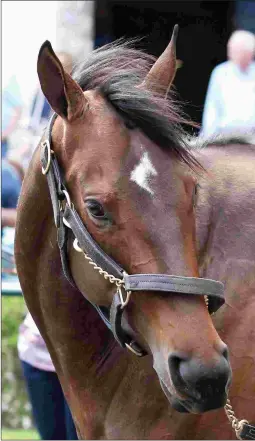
[1, 429, 40, 440]
[2, 296, 27, 348]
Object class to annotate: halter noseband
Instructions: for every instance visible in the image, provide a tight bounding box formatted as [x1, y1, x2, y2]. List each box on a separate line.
[40, 113, 225, 357]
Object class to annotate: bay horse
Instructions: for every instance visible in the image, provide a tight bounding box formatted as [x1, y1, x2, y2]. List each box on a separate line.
[15, 27, 255, 440]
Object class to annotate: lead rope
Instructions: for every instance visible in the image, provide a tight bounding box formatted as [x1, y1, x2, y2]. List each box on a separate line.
[204, 295, 249, 440]
[224, 400, 249, 439]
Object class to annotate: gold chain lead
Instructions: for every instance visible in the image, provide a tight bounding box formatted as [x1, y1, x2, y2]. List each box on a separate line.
[204, 296, 248, 439]
[224, 399, 248, 439]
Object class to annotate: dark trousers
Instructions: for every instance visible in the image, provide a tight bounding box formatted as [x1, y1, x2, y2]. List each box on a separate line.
[1, 139, 8, 158]
[21, 361, 78, 440]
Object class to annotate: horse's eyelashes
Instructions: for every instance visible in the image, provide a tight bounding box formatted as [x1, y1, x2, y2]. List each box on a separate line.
[86, 200, 106, 218]
[85, 199, 112, 227]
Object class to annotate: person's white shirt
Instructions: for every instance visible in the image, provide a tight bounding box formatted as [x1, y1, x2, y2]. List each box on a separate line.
[18, 312, 55, 372]
[201, 60, 255, 137]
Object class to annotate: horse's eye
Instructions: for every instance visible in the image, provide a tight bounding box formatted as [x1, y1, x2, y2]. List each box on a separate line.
[86, 200, 106, 219]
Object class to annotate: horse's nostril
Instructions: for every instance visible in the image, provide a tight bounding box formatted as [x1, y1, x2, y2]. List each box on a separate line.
[168, 353, 201, 400]
[169, 352, 232, 401]
[221, 344, 229, 361]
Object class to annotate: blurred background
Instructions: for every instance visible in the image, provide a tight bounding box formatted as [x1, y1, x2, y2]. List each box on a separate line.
[1, 1, 255, 439]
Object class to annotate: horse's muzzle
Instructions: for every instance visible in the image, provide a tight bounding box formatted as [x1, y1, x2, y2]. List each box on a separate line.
[166, 347, 232, 413]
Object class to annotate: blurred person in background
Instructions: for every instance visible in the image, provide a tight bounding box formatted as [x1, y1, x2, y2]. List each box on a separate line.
[1, 158, 23, 280]
[17, 316, 78, 440]
[1, 156, 77, 440]
[200, 30, 255, 138]
[2, 73, 24, 269]
[2, 75, 23, 158]
[0, 52, 77, 440]
[15, 50, 78, 440]
[2, 159, 23, 229]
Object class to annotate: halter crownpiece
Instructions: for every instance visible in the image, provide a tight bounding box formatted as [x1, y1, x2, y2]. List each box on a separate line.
[40, 112, 225, 358]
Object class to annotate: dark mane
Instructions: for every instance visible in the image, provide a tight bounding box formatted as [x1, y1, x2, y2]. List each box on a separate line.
[72, 39, 200, 170]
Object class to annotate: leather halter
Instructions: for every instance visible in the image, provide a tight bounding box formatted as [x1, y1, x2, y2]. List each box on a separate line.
[41, 113, 225, 357]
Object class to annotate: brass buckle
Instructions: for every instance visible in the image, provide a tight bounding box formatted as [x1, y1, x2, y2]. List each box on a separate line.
[63, 217, 72, 229]
[61, 190, 73, 229]
[73, 238, 83, 253]
[62, 190, 71, 207]
[117, 286, 131, 309]
[41, 140, 52, 175]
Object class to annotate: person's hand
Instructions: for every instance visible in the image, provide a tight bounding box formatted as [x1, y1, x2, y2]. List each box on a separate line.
[2, 208, 17, 228]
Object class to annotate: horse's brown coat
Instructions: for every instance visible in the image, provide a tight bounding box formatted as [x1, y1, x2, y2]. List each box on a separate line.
[15, 36, 255, 439]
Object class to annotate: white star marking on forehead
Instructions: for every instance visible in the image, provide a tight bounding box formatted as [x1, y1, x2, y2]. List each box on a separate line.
[130, 151, 157, 195]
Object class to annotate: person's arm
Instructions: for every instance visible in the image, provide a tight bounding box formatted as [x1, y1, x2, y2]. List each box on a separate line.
[200, 67, 222, 138]
[2, 208, 17, 228]
[1, 161, 22, 223]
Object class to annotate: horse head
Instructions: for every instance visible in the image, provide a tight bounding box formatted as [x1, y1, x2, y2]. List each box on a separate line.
[37, 27, 232, 414]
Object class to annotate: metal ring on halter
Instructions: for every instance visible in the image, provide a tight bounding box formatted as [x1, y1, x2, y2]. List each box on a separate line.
[63, 217, 72, 229]
[118, 286, 131, 309]
[125, 342, 144, 357]
[62, 190, 71, 207]
[41, 140, 52, 175]
[73, 238, 83, 253]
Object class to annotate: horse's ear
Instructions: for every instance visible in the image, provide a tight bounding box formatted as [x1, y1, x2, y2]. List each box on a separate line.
[37, 41, 87, 121]
[141, 24, 179, 96]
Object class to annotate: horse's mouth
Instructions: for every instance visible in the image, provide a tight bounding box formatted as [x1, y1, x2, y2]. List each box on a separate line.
[159, 378, 228, 414]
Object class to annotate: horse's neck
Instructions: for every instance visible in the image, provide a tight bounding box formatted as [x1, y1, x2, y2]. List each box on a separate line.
[195, 146, 255, 280]
[193, 146, 255, 431]
[194, 146, 255, 358]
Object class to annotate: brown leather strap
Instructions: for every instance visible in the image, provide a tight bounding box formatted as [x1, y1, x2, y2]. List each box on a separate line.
[124, 274, 224, 314]
[64, 204, 124, 279]
[238, 423, 255, 440]
[110, 292, 147, 356]
[57, 211, 76, 288]
[40, 114, 61, 227]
